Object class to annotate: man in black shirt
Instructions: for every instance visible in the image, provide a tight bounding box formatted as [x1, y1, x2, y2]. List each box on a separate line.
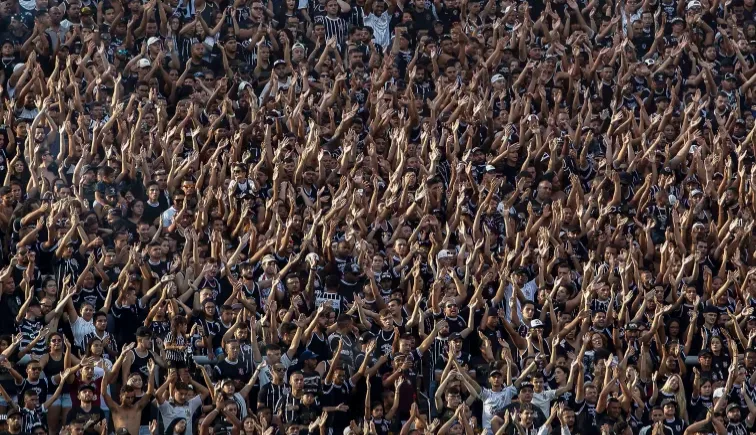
[214, 339, 252, 385]
[257, 362, 287, 411]
[65, 385, 106, 435]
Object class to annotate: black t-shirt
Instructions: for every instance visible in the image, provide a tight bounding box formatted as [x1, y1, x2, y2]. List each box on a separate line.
[214, 357, 252, 383]
[66, 405, 106, 432]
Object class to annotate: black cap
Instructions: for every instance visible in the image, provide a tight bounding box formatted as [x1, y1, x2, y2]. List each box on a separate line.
[78, 384, 96, 393]
[519, 381, 534, 391]
[135, 326, 153, 338]
[626, 322, 640, 331]
[6, 409, 20, 419]
[449, 332, 463, 341]
[359, 332, 375, 343]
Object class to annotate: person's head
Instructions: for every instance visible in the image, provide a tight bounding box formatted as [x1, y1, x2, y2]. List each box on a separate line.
[78, 385, 96, 404]
[173, 382, 190, 405]
[289, 371, 304, 391]
[269, 361, 286, 384]
[80, 302, 96, 322]
[26, 361, 42, 380]
[86, 338, 104, 358]
[6, 410, 22, 430]
[120, 385, 137, 407]
[93, 311, 108, 331]
[727, 403, 742, 422]
[225, 338, 240, 360]
[518, 404, 535, 426]
[126, 371, 144, 390]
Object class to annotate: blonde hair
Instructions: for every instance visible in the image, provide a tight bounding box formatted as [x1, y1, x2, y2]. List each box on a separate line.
[661, 374, 688, 421]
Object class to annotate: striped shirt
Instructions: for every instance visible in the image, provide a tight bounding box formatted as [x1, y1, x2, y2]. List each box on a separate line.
[17, 318, 46, 357]
[20, 405, 47, 433]
[81, 331, 118, 356]
[258, 382, 288, 411]
[277, 392, 315, 423]
[163, 332, 190, 363]
[319, 15, 350, 46]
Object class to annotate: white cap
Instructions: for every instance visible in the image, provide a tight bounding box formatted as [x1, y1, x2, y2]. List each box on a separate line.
[138, 58, 151, 68]
[147, 36, 161, 46]
[531, 319, 545, 328]
[687, 0, 701, 9]
[713, 387, 725, 399]
[491, 74, 505, 84]
[238, 81, 249, 91]
[644, 58, 655, 66]
[437, 249, 455, 260]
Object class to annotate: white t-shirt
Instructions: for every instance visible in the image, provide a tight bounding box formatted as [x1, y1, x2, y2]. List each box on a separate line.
[480, 386, 517, 429]
[158, 395, 203, 435]
[71, 316, 96, 349]
[532, 389, 557, 418]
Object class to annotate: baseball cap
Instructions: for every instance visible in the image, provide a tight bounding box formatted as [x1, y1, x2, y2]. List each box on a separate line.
[300, 350, 318, 360]
[519, 381, 534, 391]
[262, 254, 277, 264]
[147, 36, 161, 46]
[78, 384, 96, 393]
[138, 58, 151, 68]
[687, 0, 702, 9]
[135, 326, 152, 338]
[491, 74, 504, 84]
[437, 249, 455, 260]
[691, 189, 703, 197]
[626, 322, 640, 331]
[531, 319, 545, 328]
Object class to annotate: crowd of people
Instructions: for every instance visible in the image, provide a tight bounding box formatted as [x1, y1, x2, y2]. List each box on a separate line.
[0, 0, 754, 432]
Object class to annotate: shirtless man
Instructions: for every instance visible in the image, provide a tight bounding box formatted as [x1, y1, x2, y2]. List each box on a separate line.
[101, 343, 156, 435]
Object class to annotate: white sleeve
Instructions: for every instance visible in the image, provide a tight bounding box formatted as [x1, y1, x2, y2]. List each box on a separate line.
[479, 388, 491, 400]
[189, 394, 203, 413]
[93, 367, 105, 379]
